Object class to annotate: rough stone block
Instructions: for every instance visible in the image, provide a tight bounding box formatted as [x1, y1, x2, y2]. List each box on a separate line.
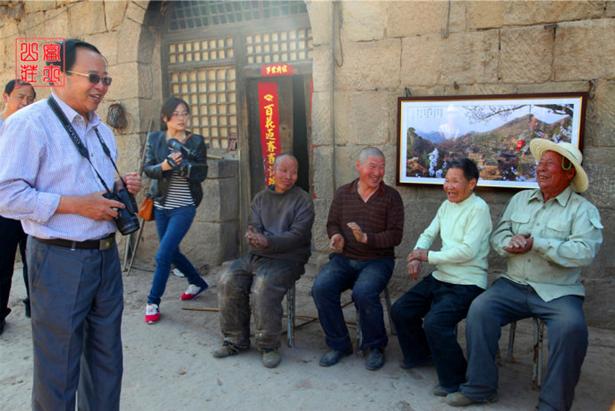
[104, 0, 127, 31]
[114, 132, 141, 174]
[68, 1, 106, 36]
[17, 10, 45, 36]
[333, 145, 364, 186]
[311, 91, 332, 146]
[334, 91, 394, 146]
[116, 18, 144, 63]
[311, 45, 332, 93]
[401, 30, 499, 86]
[312, 145, 334, 201]
[44, 9, 70, 38]
[125, 0, 147, 24]
[582, 147, 615, 209]
[336, 38, 401, 91]
[607, 0, 615, 17]
[312, 198, 331, 253]
[500, 26, 554, 83]
[306, 1, 332, 46]
[107, 62, 151, 100]
[25, 1, 56, 14]
[585, 80, 615, 147]
[198, 176, 239, 223]
[83, 31, 118, 65]
[341, 1, 385, 41]
[554, 19, 615, 80]
[441, 83, 516, 96]
[386, 0, 465, 37]
[515, 81, 590, 94]
[467, 1, 605, 29]
[181, 221, 239, 267]
[465, 2, 506, 30]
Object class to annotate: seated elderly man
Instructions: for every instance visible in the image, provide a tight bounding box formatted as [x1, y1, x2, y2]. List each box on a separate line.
[312, 147, 404, 370]
[447, 140, 603, 410]
[213, 154, 314, 368]
[391, 158, 492, 397]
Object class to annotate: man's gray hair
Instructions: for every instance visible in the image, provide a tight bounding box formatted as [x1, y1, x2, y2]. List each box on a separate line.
[358, 147, 385, 164]
[274, 153, 299, 170]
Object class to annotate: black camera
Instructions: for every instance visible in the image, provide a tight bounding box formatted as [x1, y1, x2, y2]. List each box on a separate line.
[167, 138, 198, 178]
[104, 188, 140, 235]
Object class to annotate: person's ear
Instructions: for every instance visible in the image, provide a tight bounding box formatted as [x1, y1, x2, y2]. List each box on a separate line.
[468, 178, 477, 191]
[2, 92, 9, 104]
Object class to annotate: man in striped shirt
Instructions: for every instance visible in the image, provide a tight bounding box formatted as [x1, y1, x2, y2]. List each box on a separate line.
[312, 147, 404, 370]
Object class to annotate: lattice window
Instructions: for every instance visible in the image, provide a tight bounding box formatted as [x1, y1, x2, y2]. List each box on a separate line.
[246, 28, 312, 64]
[169, 1, 308, 32]
[169, 37, 234, 65]
[169, 67, 237, 149]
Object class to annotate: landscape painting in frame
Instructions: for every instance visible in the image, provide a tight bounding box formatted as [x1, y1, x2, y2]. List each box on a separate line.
[397, 93, 587, 189]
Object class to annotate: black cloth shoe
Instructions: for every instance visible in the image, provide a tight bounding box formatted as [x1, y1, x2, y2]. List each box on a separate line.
[0, 318, 5, 335]
[365, 347, 385, 371]
[319, 349, 352, 367]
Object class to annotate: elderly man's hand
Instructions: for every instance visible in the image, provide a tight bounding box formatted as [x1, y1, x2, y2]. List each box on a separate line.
[245, 225, 269, 249]
[407, 260, 422, 281]
[504, 234, 533, 254]
[329, 233, 345, 253]
[347, 222, 367, 244]
[408, 248, 429, 263]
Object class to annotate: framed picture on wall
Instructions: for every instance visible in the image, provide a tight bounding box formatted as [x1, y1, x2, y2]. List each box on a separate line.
[397, 93, 588, 189]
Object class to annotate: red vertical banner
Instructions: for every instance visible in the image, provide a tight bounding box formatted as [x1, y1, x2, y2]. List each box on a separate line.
[258, 82, 281, 186]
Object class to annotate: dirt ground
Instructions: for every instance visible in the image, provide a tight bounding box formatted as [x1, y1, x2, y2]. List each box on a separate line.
[1, 262, 614, 411]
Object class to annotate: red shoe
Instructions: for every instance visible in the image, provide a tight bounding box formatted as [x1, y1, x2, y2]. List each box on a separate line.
[180, 284, 207, 301]
[145, 304, 160, 324]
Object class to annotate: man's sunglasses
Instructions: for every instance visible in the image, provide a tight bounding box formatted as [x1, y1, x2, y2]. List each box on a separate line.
[67, 71, 112, 86]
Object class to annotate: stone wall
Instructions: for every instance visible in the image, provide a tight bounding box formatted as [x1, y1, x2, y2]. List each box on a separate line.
[306, 1, 615, 329]
[0, 0, 239, 267]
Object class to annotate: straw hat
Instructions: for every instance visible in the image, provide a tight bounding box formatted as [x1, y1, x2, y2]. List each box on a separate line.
[529, 139, 588, 193]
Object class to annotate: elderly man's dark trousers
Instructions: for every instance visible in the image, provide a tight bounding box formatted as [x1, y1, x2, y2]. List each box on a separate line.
[391, 274, 482, 392]
[217, 254, 302, 350]
[0, 216, 28, 322]
[27, 237, 124, 411]
[460, 278, 587, 411]
[312, 254, 394, 352]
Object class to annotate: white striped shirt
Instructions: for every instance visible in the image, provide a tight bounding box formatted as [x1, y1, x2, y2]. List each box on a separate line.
[0, 93, 117, 241]
[154, 170, 195, 210]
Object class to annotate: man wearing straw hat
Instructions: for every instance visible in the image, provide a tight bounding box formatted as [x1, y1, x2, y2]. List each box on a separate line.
[447, 140, 603, 410]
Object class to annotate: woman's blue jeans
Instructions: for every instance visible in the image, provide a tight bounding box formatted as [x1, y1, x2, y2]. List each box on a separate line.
[147, 206, 208, 305]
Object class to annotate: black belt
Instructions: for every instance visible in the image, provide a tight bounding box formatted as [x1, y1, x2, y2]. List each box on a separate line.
[35, 234, 116, 250]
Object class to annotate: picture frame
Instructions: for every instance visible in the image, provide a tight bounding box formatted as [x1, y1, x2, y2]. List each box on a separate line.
[397, 93, 588, 189]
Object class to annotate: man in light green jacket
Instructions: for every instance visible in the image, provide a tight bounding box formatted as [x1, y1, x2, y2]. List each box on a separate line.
[447, 140, 603, 411]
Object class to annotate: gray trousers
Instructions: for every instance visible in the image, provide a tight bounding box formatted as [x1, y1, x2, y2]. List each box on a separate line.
[460, 278, 587, 411]
[27, 237, 124, 411]
[217, 254, 302, 350]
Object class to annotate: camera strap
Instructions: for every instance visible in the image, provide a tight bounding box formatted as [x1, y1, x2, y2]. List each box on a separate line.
[47, 96, 126, 193]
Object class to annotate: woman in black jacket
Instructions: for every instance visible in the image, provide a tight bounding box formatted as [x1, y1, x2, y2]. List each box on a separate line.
[143, 97, 209, 324]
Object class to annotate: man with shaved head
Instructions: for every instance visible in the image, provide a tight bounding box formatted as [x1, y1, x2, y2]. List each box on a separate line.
[213, 154, 314, 368]
[312, 147, 404, 370]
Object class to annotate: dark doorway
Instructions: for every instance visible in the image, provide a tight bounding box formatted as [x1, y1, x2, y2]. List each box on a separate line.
[247, 74, 311, 199]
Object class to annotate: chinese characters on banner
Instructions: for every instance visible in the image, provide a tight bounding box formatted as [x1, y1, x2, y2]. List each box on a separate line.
[15, 38, 65, 87]
[260, 63, 295, 78]
[258, 82, 282, 186]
